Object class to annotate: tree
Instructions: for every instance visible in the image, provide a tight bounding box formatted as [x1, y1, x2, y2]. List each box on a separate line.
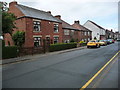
[12, 31, 25, 47]
[1, 2, 16, 35]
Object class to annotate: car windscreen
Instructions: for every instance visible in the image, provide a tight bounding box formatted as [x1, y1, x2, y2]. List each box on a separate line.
[89, 41, 95, 42]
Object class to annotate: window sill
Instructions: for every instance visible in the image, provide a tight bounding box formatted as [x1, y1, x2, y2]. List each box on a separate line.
[54, 32, 59, 33]
[33, 31, 41, 33]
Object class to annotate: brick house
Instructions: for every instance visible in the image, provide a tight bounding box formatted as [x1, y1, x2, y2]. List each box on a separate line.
[106, 29, 115, 39]
[55, 15, 80, 43]
[6, 1, 63, 47]
[72, 21, 92, 42]
[114, 31, 120, 40]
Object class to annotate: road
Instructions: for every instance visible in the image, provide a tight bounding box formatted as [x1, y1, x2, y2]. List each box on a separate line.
[2, 42, 119, 88]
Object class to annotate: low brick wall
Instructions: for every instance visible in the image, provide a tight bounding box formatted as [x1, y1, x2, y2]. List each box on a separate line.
[19, 47, 44, 56]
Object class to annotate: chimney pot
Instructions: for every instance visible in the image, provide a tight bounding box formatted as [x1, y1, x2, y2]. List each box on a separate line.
[55, 15, 61, 19]
[74, 20, 80, 24]
[9, 1, 17, 7]
[47, 11, 51, 14]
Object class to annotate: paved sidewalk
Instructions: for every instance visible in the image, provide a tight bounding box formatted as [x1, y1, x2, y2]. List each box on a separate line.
[2, 46, 87, 65]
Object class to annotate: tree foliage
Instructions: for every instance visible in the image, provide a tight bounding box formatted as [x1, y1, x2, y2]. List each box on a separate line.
[1, 2, 16, 35]
[12, 31, 25, 47]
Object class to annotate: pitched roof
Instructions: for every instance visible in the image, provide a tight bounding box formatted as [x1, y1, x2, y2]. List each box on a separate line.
[72, 23, 92, 32]
[60, 19, 79, 31]
[16, 4, 61, 23]
[88, 20, 105, 30]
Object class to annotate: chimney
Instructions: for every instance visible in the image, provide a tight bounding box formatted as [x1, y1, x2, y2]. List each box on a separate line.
[111, 29, 113, 32]
[74, 20, 80, 24]
[47, 11, 51, 14]
[55, 15, 61, 19]
[9, 1, 17, 7]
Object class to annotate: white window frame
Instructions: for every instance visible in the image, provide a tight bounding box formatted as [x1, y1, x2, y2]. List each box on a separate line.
[64, 30, 70, 35]
[54, 37, 59, 44]
[33, 20, 41, 32]
[54, 24, 59, 33]
[33, 36, 41, 47]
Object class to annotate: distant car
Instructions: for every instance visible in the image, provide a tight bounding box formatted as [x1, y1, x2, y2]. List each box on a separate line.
[117, 39, 120, 42]
[99, 40, 107, 46]
[107, 39, 114, 44]
[87, 40, 100, 48]
[104, 40, 111, 45]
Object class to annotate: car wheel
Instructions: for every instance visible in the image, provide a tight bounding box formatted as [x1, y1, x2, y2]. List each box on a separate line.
[87, 46, 89, 48]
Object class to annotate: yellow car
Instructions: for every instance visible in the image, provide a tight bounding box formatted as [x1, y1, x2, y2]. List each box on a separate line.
[99, 40, 107, 46]
[87, 40, 100, 48]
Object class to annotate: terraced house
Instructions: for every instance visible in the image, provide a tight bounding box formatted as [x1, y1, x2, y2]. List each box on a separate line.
[72, 21, 92, 42]
[55, 15, 80, 43]
[6, 1, 63, 47]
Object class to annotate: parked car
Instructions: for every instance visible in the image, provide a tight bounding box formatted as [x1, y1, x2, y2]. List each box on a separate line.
[117, 39, 120, 42]
[99, 40, 107, 46]
[87, 40, 100, 48]
[107, 39, 114, 44]
[104, 40, 110, 45]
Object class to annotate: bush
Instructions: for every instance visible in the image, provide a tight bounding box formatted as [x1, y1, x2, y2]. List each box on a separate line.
[2, 46, 18, 59]
[78, 41, 87, 46]
[79, 41, 85, 44]
[2, 40, 5, 47]
[12, 31, 25, 47]
[49, 43, 77, 52]
[80, 43, 87, 46]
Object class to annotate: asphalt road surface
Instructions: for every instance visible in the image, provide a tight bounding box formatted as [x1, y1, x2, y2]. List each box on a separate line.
[2, 42, 119, 88]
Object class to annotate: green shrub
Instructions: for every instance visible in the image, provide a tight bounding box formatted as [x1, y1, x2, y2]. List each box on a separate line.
[2, 46, 18, 59]
[80, 43, 87, 46]
[2, 40, 5, 47]
[49, 43, 77, 52]
[79, 41, 85, 44]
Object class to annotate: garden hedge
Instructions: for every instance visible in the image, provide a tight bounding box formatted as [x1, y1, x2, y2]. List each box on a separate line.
[49, 43, 77, 52]
[2, 46, 18, 59]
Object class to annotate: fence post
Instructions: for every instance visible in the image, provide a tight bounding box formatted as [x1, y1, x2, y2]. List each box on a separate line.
[43, 39, 46, 53]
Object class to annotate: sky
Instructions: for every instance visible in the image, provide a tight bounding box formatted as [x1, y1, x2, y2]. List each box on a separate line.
[4, 0, 119, 32]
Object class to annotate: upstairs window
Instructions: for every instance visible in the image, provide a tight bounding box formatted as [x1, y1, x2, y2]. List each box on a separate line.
[88, 32, 90, 36]
[54, 24, 59, 33]
[85, 32, 87, 36]
[64, 30, 69, 35]
[70, 30, 74, 36]
[33, 21, 41, 32]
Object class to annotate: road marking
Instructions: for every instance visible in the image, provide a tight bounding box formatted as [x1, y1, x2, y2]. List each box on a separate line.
[80, 50, 120, 90]
[92, 56, 118, 88]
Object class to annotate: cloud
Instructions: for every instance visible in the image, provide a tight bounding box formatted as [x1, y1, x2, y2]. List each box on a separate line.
[4, 0, 119, 31]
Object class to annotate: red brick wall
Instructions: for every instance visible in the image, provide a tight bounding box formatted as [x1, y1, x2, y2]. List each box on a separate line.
[9, 1, 24, 18]
[4, 33, 14, 46]
[7, 1, 63, 47]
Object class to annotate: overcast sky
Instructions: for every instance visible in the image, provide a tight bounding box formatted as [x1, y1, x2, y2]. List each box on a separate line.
[4, 0, 119, 32]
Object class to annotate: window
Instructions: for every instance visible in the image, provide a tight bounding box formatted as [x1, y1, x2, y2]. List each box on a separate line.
[54, 37, 59, 44]
[34, 37, 41, 47]
[33, 21, 40, 32]
[70, 30, 74, 36]
[85, 32, 87, 36]
[54, 24, 59, 33]
[64, 40, 70, 43]
[64, 30, 69, 35]
[88, 32, 90, 36]
[82, 32, 84, 35]
[88, 38, 90, 41]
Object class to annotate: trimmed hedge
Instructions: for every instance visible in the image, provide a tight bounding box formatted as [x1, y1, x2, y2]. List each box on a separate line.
[80, 43, 87, 46]
[49, 43, 77, 52]
[2, 46, 18, 59]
